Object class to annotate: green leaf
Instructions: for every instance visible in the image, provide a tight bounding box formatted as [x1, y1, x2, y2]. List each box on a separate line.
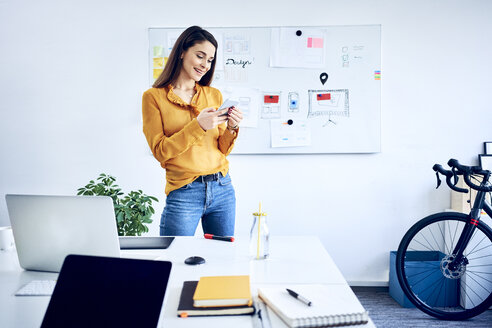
[76, 173, 157, 237]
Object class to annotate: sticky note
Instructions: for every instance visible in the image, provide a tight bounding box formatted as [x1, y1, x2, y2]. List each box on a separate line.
[153, 57, 164, 68]
[313, 38, 323, 48]
[264, 95, 279, 104]
[153, 46, 164, 57]
[307, 37, 324, 48]
[153, 69, 163, 80]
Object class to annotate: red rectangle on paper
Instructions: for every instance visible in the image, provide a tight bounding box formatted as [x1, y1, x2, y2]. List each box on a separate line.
[307, 37, 313, 48]
[317, 93, 331, 101]
[264, 95, 279, 104]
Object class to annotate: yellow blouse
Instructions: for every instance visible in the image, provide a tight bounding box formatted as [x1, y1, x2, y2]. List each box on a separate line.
[142, 84, 238, 195]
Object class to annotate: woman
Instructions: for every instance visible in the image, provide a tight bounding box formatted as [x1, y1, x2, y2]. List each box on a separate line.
[142, 26, 243, 237]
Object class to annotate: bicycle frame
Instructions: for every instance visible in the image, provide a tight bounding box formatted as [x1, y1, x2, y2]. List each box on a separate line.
[450, 179, 492, 269]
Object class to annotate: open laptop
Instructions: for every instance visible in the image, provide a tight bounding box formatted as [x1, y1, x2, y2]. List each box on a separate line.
[5, 194, 121, 272]
[41, 254, 172, 328]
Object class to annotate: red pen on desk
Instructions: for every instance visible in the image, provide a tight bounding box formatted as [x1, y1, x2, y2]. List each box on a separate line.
[204, 234, 235, 242]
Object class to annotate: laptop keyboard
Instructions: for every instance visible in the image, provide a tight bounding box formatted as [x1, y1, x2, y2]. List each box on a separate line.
[15, 280, 57, 296]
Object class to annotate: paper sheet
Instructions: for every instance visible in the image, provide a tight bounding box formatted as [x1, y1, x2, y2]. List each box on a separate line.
[270, 119, 311, 148]
[270, 28, 326, 69]
[217, 87, 260, 128]
[210, 31, 224, 71]
[166, 32, 181, 55]
[261, 92, 281, 119]
[307, 89, 350, 119]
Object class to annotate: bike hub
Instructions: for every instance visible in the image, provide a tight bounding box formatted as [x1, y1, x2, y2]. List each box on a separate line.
[440, 254, 467, 279]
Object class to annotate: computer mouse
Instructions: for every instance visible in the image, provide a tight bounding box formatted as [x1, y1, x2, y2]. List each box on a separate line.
[184, 256, 205, 265]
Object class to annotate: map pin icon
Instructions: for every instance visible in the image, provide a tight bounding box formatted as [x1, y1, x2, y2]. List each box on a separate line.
[320, 72, 328, 85]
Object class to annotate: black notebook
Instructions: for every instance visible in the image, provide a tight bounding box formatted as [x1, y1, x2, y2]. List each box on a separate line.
[177, 281, 255, 317]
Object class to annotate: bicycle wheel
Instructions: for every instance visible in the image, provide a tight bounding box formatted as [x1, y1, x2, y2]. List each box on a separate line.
[396, 212, 492, 320]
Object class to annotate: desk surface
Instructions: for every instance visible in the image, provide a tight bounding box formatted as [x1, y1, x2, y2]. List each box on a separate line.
[0, 236, 374, 328]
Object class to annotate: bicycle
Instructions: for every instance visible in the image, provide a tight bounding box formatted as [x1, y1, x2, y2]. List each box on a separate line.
[396, 158, 492, 320]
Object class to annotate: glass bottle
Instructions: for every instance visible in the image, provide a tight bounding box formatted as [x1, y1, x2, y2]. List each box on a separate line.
[249, 210, 269, 260]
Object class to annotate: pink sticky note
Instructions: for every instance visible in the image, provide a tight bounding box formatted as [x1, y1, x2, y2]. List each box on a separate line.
[313, 38, 323, 48]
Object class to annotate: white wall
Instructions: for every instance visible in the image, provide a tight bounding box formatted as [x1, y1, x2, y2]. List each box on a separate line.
[1, 0, 491, 285]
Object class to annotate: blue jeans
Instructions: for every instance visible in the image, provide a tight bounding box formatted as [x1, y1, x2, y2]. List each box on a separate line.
[159, 173, 236, 236]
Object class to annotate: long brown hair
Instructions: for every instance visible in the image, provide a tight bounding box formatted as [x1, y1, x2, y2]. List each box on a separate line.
[152, 26, 218, 88]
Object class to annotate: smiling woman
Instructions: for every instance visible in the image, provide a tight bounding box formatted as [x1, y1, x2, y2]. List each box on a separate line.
[142, 26, 243, 237]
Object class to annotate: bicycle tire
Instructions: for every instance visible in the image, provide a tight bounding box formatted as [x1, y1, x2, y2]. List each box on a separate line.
[396, 212, 492, 320]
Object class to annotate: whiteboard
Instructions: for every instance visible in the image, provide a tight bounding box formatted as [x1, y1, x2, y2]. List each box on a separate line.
[148, 25, 381, 154]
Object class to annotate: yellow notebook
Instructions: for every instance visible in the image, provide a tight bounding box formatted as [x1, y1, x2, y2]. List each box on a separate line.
[193, 275, 252, 307]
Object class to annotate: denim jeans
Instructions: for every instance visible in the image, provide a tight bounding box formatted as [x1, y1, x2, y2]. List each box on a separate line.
[159, 173, 236, 236]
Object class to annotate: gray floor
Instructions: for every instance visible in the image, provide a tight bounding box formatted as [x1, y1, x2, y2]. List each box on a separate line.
[352, 287, 492, 328]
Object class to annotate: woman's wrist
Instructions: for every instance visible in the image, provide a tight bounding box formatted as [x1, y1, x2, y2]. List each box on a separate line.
[227, 123, 238, 131]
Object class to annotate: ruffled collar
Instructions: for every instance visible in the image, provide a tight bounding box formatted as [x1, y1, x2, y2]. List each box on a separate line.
[167, 83, 201, 110]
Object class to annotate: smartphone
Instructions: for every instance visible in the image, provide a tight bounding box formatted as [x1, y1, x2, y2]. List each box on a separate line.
[218, 99, 239, 116]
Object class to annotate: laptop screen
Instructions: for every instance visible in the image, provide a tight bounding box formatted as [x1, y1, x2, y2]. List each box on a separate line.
[41, 255, 172, 328]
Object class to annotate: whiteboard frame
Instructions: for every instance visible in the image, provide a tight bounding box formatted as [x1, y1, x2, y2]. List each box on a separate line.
[148, 25, 381, 154]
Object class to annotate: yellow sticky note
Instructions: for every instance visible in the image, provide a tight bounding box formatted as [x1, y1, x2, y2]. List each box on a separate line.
[153, 46, 163, 57]
[153, 57, 164, 68]
[153, 69, 163, 79]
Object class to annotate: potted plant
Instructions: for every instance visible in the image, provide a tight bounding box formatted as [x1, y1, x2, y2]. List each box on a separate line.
[77, 174, 158, 236]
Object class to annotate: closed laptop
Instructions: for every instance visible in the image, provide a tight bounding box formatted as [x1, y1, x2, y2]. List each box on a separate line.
[5, 194, 121, 272]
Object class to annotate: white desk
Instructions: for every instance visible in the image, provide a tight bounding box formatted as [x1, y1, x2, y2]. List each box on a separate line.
[0, 236, 374, 328]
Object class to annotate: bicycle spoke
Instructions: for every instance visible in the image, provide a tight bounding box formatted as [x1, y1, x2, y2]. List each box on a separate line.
[461, 274, 489, 303]
[466, 270, 492, 275]
[405, 267, 440, 280]
[467, 264, 492, 268]
[466, 253, 492, 261]
[447, 219, 459, 252]
[466, 270, 492, 285]
[429, 228, 444, 254]
[467, 242, 492, 257]
[460, 279, 477, 309]
[405, 263, 440, 269]
[465, 233, 487, 256]
[408, 237, 437, 252]
[460, 282, 466, 310]
[437, 222, 451, 255]
[422, 276, 446, 305]
[406, 268, 442, 289]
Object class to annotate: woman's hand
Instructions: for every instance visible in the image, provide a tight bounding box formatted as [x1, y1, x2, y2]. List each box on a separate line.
[227, 106, 243, 130]
[197, 107, 228, 131]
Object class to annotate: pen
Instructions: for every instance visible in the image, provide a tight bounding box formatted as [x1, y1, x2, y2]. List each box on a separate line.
[286, 288, 312, 306]
[204, 234, 235, 242]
